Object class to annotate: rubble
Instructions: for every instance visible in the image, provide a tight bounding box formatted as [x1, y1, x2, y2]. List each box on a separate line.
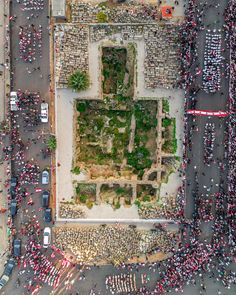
[53, 225, 177, 264]
[59, 202, 86, 218]
[54, 24, 89, 88]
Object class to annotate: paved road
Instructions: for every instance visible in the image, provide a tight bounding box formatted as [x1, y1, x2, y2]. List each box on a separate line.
[185, 0, 229, 219]
[2, 0, 236, 295]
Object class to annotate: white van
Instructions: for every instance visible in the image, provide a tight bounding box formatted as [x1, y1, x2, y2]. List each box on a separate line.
[41, 103, 48, 123]
[10, 91, 19, 111]
[43, 227, 51, 248]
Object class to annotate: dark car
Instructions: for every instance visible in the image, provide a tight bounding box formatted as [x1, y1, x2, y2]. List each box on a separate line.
[10, 177, 17, 199]
[4, 258, 15, 277]
[10, 177, 17, 187]
[10, 186, 16, 199]
[44, 208, 52, 222]
[13, 239, 21, 257]
[41, 191, 50, 208]
[0, 258, 15, 289]
[10, 200, 17, 217]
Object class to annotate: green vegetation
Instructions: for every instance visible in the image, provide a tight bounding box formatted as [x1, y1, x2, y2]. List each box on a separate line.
[162, 99, 170, 114]
[143, 195, 151, 202]
[76, 101, 88, 113]
[134, 199, 141, 208]
[47, 135, 57, 151]
[162, 118, 172, 128]
[75, 183, 96, 208]
[134, 103, 157, 131]
[127, 146, 152, 172]
[137, 184, 157, 204]
[96, 11, 108, 23]
[68, 70, 89, 92]
[77, 101, 131, 164]
[162, 118, 177, 154]
[79, 194, 88, 203]
[114, 201, 121, 210]
[115, 187, 127, 195]
[71, 166, 80, 175]
[102, 47, 127, 94]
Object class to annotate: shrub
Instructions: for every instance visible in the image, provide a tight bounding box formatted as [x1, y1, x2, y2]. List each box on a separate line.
[96, 11, 108, 23]
[127, 146, 152, 171]
[47, 135, 57, 151]
[134, 199, 141, 208]
[71, 166, 80, 175]
[162, 118, 172, 128]
[114, 201, 121, 209]
[68, 71, 89, 92]
[143, 195, 151, 202]
[79, 195, 88, 204]
[115, 187, 126, 195]
[86, 201, 94, 209]
[76, 101, 87, 113]
[162, 99, 170, 114]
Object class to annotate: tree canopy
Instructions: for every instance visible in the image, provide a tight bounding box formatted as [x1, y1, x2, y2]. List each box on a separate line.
[68, 71, 89, 92]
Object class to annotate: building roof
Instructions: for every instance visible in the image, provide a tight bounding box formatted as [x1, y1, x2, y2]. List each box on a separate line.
[52, 0, 66, 17]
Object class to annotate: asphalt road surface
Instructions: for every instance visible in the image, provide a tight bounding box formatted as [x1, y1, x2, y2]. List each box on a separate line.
[2, 0, 236, 295]
[185, 0, 229, 220]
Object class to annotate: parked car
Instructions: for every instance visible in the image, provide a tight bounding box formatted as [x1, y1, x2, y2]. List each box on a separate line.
[41, 191, 50, 208]
[40, 103, 48, 123]
[10, 200, 17, 217]
[10, 177, 17, 199]
[10, 91, 19, 111]
[13, 239, 21, 257]
[0, 258, 15, 289]
[10, 177, 17, 187]
[42, 170, 49, 185]
[43, 227, 51, 248]
[44, 208, 52, 222]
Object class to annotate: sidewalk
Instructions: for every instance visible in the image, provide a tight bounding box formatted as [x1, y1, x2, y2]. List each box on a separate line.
[0, 0, 11, 275]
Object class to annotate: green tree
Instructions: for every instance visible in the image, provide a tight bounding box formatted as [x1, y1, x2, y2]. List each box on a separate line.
[76, 101, 88, 113]
[96, 11, 108, 23]
[79, 195, 88, 203]
[71, 166, 81, 175]
[47, 135, 57, 151]
[68, 71, 89, 92]
[127, 146, 152, 171]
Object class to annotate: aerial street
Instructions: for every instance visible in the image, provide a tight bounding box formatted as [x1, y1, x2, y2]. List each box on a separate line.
[0, 0, 235, 294]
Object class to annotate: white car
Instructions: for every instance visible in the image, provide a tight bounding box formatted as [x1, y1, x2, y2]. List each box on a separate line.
[43, 227, 51, 248]
[10, 91, 19, 111]
[41, 103, 48, 123]
[42, 170, 49, 185]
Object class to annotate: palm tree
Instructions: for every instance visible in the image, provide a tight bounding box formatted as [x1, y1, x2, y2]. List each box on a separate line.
[68, 71, 89, 92]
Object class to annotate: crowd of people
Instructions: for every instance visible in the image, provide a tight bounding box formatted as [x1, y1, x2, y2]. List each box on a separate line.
[53, 225, 178, 266]
[203, 122, 215, 165]
[1, 0, 236, 294]
[18, 0, 44, 11]
[105, 273, 136, 294]
[24, 240, 61, 288]
[202, 32, 222, 93]
[224, 0, 236, 256]
[19, 24, 42, 62]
